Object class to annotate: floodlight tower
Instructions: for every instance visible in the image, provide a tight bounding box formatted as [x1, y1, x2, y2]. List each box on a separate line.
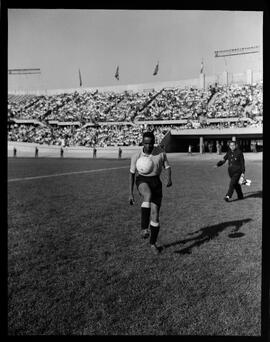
[213, 46, 260, 85]
[8, 68, 42, 94]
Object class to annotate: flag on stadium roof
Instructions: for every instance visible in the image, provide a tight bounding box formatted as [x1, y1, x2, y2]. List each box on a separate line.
[79, 68, 82, 87]
[153, 61, 159, 76]
[115, 66, 119, 80]
[200, 59, 204, 74]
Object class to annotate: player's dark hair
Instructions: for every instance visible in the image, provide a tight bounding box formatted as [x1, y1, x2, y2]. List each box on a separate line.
[228, 140, 236, 145]
[142, 131, 155, 143]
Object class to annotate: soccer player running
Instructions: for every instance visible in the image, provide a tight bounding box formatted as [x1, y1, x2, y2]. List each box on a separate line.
[129, 131, 172, 255]
[215, 140, 245, 202]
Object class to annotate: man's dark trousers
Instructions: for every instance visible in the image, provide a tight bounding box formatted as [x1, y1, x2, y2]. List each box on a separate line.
[227, 168, 243, 199]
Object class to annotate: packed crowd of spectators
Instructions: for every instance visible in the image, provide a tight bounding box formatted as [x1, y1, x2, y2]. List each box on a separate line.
[134, 87, 211, 121]
[8, 89, 155, 123]
[206, 83, 263, 119]
[8, 82, 262, 123]
[7, 123, 169, 147]
[8, 82, 263, 147]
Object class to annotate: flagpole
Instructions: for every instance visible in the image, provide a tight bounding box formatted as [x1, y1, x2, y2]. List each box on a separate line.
[200, 58, 204, 74]
[79, 68, 82, 88]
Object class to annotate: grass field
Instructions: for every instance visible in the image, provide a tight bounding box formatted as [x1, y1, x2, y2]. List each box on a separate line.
[8, 154, 262, 335]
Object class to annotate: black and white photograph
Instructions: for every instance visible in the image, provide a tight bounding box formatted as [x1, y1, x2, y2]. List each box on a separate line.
[6, 7, 265, 336]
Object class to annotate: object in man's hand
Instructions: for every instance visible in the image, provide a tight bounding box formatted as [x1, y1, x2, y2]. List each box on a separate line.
[239, 175, 251, 186]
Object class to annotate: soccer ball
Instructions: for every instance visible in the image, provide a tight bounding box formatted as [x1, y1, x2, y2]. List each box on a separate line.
[136, 156, 154, 175]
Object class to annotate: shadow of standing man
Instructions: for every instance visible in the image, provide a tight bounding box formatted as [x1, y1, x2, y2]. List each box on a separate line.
[162, 218, 252, 254]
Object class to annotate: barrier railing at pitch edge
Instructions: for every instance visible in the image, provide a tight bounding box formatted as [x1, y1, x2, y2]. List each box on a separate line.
[10, 145, 126, 159]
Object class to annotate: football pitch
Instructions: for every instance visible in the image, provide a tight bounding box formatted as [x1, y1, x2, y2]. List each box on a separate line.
[8, 154, 262, 335]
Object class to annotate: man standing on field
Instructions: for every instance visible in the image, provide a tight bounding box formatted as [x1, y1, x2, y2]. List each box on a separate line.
[216, 140, 245, 201]
[129, 131, 172, 255]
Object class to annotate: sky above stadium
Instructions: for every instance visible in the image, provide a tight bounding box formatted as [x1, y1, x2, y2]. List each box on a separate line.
[8, 9, 263, 91]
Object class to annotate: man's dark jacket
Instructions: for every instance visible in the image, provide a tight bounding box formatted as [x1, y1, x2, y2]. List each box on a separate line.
[217, 148, 245, 174]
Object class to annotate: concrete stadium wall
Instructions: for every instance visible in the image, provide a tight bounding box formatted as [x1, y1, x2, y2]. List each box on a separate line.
[7, 141, 263, 160]
[170, 126, 263, 136]
[8, 70, 262, 96]
[7, 141, 140, 159]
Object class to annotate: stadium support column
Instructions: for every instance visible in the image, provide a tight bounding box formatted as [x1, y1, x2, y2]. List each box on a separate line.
[199, 73, 205, 89]
[222, 71, 228, 86]
[246, 69, 253, 85]
[199, 136, 204, 154]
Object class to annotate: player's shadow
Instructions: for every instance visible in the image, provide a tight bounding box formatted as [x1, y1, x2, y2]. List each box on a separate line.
[230, 190, 262, 202]
[162, 218, 252, 255]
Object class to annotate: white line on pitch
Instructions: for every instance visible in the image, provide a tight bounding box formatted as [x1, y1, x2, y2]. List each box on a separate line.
[8, 166, 129, 183]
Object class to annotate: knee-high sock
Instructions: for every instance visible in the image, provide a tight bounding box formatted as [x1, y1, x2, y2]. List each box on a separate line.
[141, 202, 151, 230]
[150, 220, 160, 245]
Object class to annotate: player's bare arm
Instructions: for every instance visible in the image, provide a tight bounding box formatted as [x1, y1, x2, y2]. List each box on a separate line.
[165, 166, 172, 187]
[163, 152, 172, 187]
[129, 172, 135, 205]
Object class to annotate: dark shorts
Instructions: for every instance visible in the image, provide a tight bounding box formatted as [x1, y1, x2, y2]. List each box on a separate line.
[136, 174, 163, 207]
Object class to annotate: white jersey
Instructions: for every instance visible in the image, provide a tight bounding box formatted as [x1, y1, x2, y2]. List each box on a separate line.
[130, 147, 170, 177]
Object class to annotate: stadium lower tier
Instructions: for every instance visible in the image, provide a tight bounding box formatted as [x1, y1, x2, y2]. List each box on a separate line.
[8, 121, 263, 153]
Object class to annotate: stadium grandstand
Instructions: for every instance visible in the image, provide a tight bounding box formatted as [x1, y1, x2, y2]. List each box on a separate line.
[8, 68, 263, 154]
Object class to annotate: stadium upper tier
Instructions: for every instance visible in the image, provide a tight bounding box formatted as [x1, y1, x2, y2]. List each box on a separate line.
[8, 82, 262, 124]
